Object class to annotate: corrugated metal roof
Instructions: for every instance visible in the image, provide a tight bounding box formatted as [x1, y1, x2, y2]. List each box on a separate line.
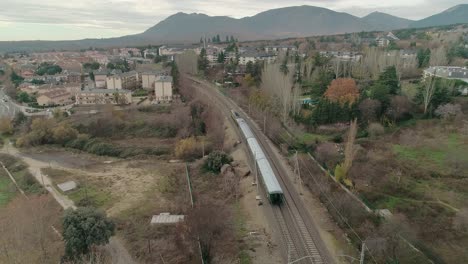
[151, 213, 184, 224]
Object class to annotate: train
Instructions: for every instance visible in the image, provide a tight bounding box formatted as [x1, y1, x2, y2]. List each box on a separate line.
[231, 110, 284, 204]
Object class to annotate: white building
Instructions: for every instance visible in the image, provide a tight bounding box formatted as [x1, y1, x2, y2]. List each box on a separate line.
[265, 46, 297, 53]
[423, 66, 468, 83]
[154, 76, 173, 102]
[319, 51, 362, 61]
[106, 75, 122, 90]
[75, 89, 132, 105]
[238, 52, 277, 65]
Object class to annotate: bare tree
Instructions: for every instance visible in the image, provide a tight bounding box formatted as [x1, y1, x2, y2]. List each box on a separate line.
[179, 202, 234, 263]
[422, 71, 438, 115]
[0, 195, 63, 264]
[343, 118, 358, 174]
[429, 46, 448, 66]
[261, 63, 301, 124]
[359, 99, 382, 124]
[386, 95, 412, 122]
[314, 142, 341, 170]
[175, 51, 198, 75]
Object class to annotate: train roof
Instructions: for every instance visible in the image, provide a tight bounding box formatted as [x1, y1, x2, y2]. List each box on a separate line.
[237, 118, 255, 139]
[247, 138, 266, 160]
[257, 158, 283, 194]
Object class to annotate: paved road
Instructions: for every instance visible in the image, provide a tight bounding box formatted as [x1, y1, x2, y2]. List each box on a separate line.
[0, 86, 22, 118]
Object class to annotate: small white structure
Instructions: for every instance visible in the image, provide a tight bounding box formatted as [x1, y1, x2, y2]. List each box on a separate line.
[151, 213, 184, 224]
[57, 181, 77, 192]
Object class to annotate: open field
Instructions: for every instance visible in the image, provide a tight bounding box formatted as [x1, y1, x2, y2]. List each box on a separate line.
[349, 119, 468, 263]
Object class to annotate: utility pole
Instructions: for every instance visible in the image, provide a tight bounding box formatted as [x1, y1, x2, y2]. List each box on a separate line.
[294, 151, 303, 195]
[360, 242, 366, 264]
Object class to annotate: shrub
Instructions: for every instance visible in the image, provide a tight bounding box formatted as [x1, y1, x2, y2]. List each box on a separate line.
[0, 117, 13, 135]
[203, 151, 233, 173]
[434, 103, 462, 120]
[334, 163, 346, 183]
[52, 123, 78, 145]
[314, 142, 341, 170]
[175, 137, 201, 160]
[65, 134, 90, 150]
[368, 123, 385, 138]
[85, 142, 121, 157]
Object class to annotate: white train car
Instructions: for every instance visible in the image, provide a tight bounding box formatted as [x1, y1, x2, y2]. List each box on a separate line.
[232, 110, 283, 204]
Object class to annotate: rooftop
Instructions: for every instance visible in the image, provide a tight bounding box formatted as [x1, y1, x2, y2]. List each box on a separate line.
[156, 76, 173, 82]
[424, 66, 468, 81]
[39, 89, 72, 99]
[151, 213, 184, 224]
[79, 88, 132, 94]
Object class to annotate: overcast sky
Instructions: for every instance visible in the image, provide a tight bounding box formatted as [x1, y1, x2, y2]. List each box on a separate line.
[0, 0, 465, 41]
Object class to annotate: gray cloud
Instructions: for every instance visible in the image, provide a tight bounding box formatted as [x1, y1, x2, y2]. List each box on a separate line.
[0, 0, 466, 40]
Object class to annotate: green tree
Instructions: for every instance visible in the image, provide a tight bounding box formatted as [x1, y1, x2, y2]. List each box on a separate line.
[62, 207, 115, 260]
[82, 62, 100, 70]
[16, 91, 31, 103]
[386, 41, 399, 51]
[204, 151, 233, 173]
[311, 68, 334, 96]
[198, 48, 209, 75]
[416, 48, 431, 68]
[35, 62, 62, 76]
[369, 82, 391, 110]
[10, 71, 24, 87]
[379, 66, 400, 95]
[31, 79, 45, 85]
[171, 61, 180, 91]
[217, 51, 225, 63]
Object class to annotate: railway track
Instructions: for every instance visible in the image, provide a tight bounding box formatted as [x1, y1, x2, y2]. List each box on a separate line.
[187, 75, 333, 264]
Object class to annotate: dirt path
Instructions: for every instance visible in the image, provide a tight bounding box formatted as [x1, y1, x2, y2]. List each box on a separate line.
[0, 143, 137, 264]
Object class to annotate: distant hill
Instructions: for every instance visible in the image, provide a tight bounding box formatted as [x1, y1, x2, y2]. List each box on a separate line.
[361, 12, 413, 31]
[410, 4, 468, 28]
[0, 4, 467, 52]
[140, 6, 373, 42]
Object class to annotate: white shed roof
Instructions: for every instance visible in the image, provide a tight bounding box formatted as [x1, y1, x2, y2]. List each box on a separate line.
[151, 213, 184, 224]
[57, 181, 77, 192]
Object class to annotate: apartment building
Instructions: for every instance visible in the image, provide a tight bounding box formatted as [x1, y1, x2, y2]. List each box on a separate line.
[154, 76, 173, 102]
[75, 89, 132, 105]
[36, 89, 73, 106]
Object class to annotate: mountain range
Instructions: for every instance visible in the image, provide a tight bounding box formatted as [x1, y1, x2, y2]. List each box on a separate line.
[1, 4, 467, 52]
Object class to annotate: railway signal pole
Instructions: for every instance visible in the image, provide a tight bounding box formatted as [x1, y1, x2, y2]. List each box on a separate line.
[294, 151, 303, 195]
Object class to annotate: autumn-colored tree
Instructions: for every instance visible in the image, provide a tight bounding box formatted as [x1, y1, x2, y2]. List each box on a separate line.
[0, 117, 13, 135]
[175, 137, 202, 160]
[52, 123, 78, 145]
[324, 78, 360, 106]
